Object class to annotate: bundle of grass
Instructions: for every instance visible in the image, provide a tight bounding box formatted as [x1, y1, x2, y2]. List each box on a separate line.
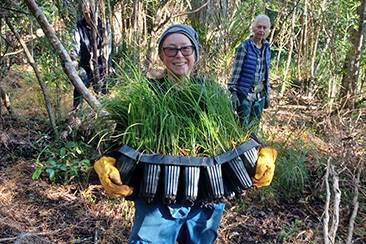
[93, 69, 264, 203]
[98, 74, 251, 158]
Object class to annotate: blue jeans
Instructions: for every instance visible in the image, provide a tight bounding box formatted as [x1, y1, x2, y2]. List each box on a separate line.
[237, 95, 265, 131]
[129, 199, 225, 244]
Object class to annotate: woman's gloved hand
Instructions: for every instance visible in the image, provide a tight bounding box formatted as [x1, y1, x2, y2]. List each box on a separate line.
[252, 147, 277, 188]
[230, 91, 240, 111]
[94, 156, 133, 198]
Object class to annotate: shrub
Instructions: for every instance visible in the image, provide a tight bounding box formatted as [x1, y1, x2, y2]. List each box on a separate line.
[33, 141, 94, 184]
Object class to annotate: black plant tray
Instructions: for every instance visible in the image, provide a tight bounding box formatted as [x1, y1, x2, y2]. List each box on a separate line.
[116, 139, 259, 204]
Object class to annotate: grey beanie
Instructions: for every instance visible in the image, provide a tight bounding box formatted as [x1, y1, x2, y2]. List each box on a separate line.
[158, 24, 199, 61]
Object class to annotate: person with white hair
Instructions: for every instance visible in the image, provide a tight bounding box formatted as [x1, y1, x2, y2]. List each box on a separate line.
[228, 14, 272, 134]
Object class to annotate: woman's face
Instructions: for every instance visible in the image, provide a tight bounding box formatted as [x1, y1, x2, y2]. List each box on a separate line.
[161, 33, 195, 80]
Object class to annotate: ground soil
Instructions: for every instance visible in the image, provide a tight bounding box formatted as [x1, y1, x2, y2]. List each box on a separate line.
[0, 143, 324, 244]
[0, 70, 365, 244]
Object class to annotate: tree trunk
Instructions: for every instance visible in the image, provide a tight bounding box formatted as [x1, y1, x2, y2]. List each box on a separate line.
[6, 18, 58, 135]
[23, 0, 104, 114]
[107, 0, 113, 72]
[339, 0, 366, 108]
[308, 0, 331, 98]
[133, 0, 139, 67]
[280, 10, 296, 97]
[303, 0, 309, 83]
[89, 0, 102, 94]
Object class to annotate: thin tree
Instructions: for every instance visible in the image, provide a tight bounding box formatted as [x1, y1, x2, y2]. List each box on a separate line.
[339, 0, 366, 108]
[132, 0, 139, 67]
[88, 0, 102, 94]
[23, 0, 103, 113]
[307, 0, 332, 98]
[6, 18, 58, 135]
[280, 10, 296, 97]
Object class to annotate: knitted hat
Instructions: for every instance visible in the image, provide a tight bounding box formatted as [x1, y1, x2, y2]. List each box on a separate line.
[158, 24, 199, 61]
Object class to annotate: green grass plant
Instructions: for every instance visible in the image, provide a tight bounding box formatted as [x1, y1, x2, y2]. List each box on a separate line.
[98, 69, 251, 157]
[264, 139, 310, 199]
[276, 219, 303, 242]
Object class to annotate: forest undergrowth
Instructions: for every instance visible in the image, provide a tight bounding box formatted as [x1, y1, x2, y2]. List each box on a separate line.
[0, 70, 365, 243]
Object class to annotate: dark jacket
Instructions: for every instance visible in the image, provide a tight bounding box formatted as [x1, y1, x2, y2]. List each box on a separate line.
[70, 17, 106, 74]
[237, 39, 270, 96]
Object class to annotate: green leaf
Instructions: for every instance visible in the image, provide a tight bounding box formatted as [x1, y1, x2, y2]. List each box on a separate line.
[67, 141, 77, 148]
[32, 168, 43, 180]
[47, 158, 57, 167]
[46, 168, 55, 181]
[75, 147, 82, 154]
[59, 164, 67, 171]
[60, 148, 66, 157]
[79, 159, 90, 167]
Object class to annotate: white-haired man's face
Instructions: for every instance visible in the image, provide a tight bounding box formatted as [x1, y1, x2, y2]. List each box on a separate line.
[252, 19, 269, 40]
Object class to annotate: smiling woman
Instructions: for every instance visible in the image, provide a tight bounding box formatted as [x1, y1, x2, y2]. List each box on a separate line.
[93, 23, 277, 244]
[158, 24, 199, 82]
[94, 24, 229, 244]
[160, 33, 196, 80]
[126, 25, 227, 244]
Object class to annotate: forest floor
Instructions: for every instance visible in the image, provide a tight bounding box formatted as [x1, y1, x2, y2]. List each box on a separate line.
[0, 70, 365, 243]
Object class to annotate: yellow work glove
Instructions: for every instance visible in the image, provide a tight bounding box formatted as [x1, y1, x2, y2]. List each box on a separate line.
[252, 147, 277, 188]
[94, 156, 133, 198]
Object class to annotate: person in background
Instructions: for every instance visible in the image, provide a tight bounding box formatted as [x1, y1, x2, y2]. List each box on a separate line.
[70, 0, 111, 110]
[94, 24, 226, 244]
[228, 14, 271, 134]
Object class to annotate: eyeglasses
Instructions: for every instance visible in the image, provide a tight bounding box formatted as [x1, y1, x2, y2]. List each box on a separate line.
[162, 45, 195, 57]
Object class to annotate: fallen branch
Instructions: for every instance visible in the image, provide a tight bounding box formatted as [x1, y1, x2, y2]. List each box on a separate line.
[323, 141, 340, 244]
[73, 237, 93, 244]
[277, 105, 319, 110]
[0, 237, 17, 242]
[0, 230, 61, 242]
[346, 158, 364, 244]
[323, 154, 331, 244]
[94, 229, 98, 244]
[329, 164, 342, 243]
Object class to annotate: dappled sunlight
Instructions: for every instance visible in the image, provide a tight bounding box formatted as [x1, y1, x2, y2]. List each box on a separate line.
[0, 160, 134, 243]
[0, 182, 14, 206]
[1, 0, 365, 242]
[46, 185, 77, 201]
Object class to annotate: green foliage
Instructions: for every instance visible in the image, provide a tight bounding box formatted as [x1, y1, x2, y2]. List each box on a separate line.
[189, 1, 262, 84]
[32, 140, 94, 184]
[270, 140, 310, 199]
[277, 219, 303, 241]
[230, 197, 254, 212]
[272, 145, 309, 198]
[98, 66, 251, 157]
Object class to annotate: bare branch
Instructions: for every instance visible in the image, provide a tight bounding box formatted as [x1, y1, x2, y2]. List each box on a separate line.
[346, 158, 364, 244]
[6, 18, 58, 135]
[329, 164, 341, 243]
[323, 140, 341, 244]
